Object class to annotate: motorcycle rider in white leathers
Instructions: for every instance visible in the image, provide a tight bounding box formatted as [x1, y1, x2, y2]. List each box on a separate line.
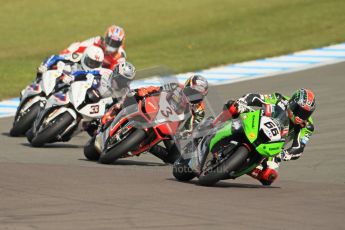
[64, 61, 136, 135]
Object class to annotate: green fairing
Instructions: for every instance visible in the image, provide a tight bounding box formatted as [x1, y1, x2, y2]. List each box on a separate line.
[241, 110, 260, 143]
[256, 142, 285, 157]
[209, 121, 232, 152]
[264, 93, 290, 104]
[264, 94, 278, 104]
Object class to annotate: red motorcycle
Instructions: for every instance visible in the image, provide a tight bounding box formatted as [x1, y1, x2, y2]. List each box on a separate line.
[84, 88, 192, 164]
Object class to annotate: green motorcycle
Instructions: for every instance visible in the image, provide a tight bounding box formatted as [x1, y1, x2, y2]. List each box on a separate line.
[173, 103, 289, 186]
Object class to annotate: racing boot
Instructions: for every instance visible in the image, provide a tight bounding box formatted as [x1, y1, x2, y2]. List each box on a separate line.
[249, 163, 279, 186]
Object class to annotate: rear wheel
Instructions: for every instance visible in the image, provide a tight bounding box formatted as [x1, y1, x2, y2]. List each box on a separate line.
[30, 112, 74, 147]
[173, 156, 196, 181]
[10, 102, 41, 137]
[84, 137, 100, 161]
[99, 129, 147, 164]
[198, 146, 250, 186]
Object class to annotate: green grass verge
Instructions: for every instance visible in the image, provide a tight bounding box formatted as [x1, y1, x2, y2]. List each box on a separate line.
[1, 0, 345, 99]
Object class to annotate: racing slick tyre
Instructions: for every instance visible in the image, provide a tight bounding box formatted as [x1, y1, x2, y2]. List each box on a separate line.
[149, 143, 181, 164]
[26, 128, 35, 143]
[10, 102, 41, 137]
[99, 129, 147, 164]
[84, 136, 100, 161]
[165, 144, 181, 164]
[30, 112, 74, 147]
[173, 156, 196, 181]
[198, 146, 250, 186]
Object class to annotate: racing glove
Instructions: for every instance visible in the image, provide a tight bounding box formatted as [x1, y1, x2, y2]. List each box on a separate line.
[38, 64, 48, 74]
[61, 74, 75, 84]
[228, 99, 248, 116]
[278, 150, 301, 161]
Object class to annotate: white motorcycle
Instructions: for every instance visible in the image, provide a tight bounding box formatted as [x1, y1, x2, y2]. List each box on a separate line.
[10, 64, 68, 136]
[27, 74, 113, 147]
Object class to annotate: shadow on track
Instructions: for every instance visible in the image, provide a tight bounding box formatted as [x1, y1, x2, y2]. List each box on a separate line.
[79, 158, 167, 167]
[166, 178, 280, 189]
[2, 132, 12, 137]
[21, 142, 82, 149]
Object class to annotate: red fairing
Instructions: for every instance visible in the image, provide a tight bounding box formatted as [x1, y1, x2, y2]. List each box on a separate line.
[156, 122, 180, 136]
[109, 117, 127, 138]
[143, 96, 160, 119]
[106, 91, 186, 157]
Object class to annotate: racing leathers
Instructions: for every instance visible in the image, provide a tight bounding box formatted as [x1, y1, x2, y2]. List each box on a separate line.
[60, 36, 126, 70]
[215, 92, 314, 185]
[37, 36, 125, 80]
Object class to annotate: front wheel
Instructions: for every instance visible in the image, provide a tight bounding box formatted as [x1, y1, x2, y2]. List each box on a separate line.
[30, 112, 74, 147]
[198, 146, 250, 186]
[99, 129, 147, 164]
[10, 101, 41, 137]
[26, 128, 35, 143]
[172, 156, 196, 181]
[84, 136, 100, 161]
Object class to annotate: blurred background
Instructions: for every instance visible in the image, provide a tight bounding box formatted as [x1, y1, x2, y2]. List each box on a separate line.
[0, 0, 345, 99]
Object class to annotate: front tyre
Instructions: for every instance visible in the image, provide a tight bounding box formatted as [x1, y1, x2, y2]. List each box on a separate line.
[198, 146, 250, 186]
[172, 156, 196, 181]
[30, 112, 74, 147]
[99, 129, 146, 164]
[84, 136, 100, 161]
[10, 102, 41, 137]
[26, 128, 35, 143]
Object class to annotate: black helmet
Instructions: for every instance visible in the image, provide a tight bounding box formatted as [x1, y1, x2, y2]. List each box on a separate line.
[288, 88, 316, 125]
[183, 75, 208, 104]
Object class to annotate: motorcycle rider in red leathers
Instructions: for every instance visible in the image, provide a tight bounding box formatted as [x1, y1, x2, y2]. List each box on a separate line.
[38, 25, 126, 77]
[214, 89, 316, 185]
[101, 75, 209, 164]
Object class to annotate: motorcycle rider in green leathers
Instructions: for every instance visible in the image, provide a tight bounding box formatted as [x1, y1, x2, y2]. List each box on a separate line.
[213, 88, 316, 185]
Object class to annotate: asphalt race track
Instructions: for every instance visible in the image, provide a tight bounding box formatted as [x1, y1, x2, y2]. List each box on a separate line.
[1, 62, 345, 230]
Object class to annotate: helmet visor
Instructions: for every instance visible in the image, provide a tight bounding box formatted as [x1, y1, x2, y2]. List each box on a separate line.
[105, 36, 122, 49]
[289, 101, 313, 121]
[111, 74, 131, 89]
[183, 87, 203, 104]
[84, 56, 102, 69]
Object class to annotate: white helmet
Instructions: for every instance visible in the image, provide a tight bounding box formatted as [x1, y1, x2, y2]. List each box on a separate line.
[110, 61, 136, 90]
[81, 45, 104, 71]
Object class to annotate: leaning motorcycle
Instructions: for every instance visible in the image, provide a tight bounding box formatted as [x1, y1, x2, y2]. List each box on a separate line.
[10, 65, 68, 136]
[173, 103, 289, 186]
[84, 87, 192, 164]
[27, 73, 113, 147]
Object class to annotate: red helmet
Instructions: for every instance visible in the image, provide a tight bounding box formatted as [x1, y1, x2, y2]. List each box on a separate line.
[103, 25, 125, 54]
[288, 88, 316, 125]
